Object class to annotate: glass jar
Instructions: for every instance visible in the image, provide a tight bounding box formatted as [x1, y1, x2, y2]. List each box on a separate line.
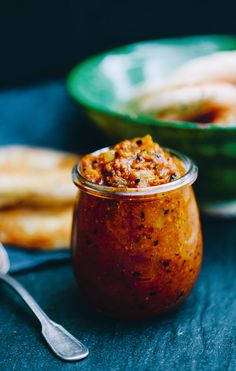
[71, 148, 202, 319]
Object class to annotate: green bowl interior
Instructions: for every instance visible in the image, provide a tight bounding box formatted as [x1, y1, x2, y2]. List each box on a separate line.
[67, 35, 236, 131]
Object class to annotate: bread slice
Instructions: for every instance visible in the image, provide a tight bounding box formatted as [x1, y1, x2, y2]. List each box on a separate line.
[0, 206, 73, 250]
[0, 146, 79, 208]
[138, 82, 236, 124]
[168, 51, 236, 86]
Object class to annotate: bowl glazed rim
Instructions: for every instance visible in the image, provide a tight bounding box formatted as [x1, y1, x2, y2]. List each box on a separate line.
[67, 34, 236, 132]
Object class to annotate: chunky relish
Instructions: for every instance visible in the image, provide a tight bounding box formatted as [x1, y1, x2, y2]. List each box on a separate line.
[72, 135, 202, 319]
[80, 135, 184, 188]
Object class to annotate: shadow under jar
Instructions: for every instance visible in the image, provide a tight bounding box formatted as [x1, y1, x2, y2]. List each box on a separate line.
[71, 149, 202, 319]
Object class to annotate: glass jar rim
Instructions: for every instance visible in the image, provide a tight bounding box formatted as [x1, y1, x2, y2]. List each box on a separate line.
[72, 147, 198, 199]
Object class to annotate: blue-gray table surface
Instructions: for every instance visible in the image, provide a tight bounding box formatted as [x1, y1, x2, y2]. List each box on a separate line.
[0, 82, 236, 371]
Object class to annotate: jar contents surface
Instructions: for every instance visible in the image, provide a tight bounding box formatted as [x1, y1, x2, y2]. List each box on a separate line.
[72, 135, 202, 319]
[80, 135, 184, 188]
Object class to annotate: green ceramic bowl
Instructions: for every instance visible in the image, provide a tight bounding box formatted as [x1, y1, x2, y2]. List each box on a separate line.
[67, 35, 236, 216]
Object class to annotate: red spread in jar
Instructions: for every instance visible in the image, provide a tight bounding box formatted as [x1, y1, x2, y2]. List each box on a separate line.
[72, 135, 202, 319]
[80, 135, 184, 187]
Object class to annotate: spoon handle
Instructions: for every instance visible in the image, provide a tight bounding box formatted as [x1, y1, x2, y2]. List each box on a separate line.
[0, 273, 89, 361]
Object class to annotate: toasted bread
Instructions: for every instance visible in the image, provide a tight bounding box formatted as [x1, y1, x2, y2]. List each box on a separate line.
[0, 146, 79, 208]
[168, 51, 236, 86]
[0, 206, 73, 250]
[138, 83, 236, 124]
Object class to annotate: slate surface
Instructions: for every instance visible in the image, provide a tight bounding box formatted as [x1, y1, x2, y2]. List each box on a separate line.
[0, 82, 236, 371]
[7, 246, 70, 274]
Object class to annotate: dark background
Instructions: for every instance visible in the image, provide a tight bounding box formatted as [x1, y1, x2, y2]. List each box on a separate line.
[0, 0, 235, 88]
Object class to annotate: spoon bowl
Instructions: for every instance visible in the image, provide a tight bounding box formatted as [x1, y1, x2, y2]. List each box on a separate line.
[0, 242, 10, 274]
[0, 242, 89, 362]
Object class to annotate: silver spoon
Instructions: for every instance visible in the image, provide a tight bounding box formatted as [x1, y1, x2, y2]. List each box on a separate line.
[0, 242, 89, 362]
